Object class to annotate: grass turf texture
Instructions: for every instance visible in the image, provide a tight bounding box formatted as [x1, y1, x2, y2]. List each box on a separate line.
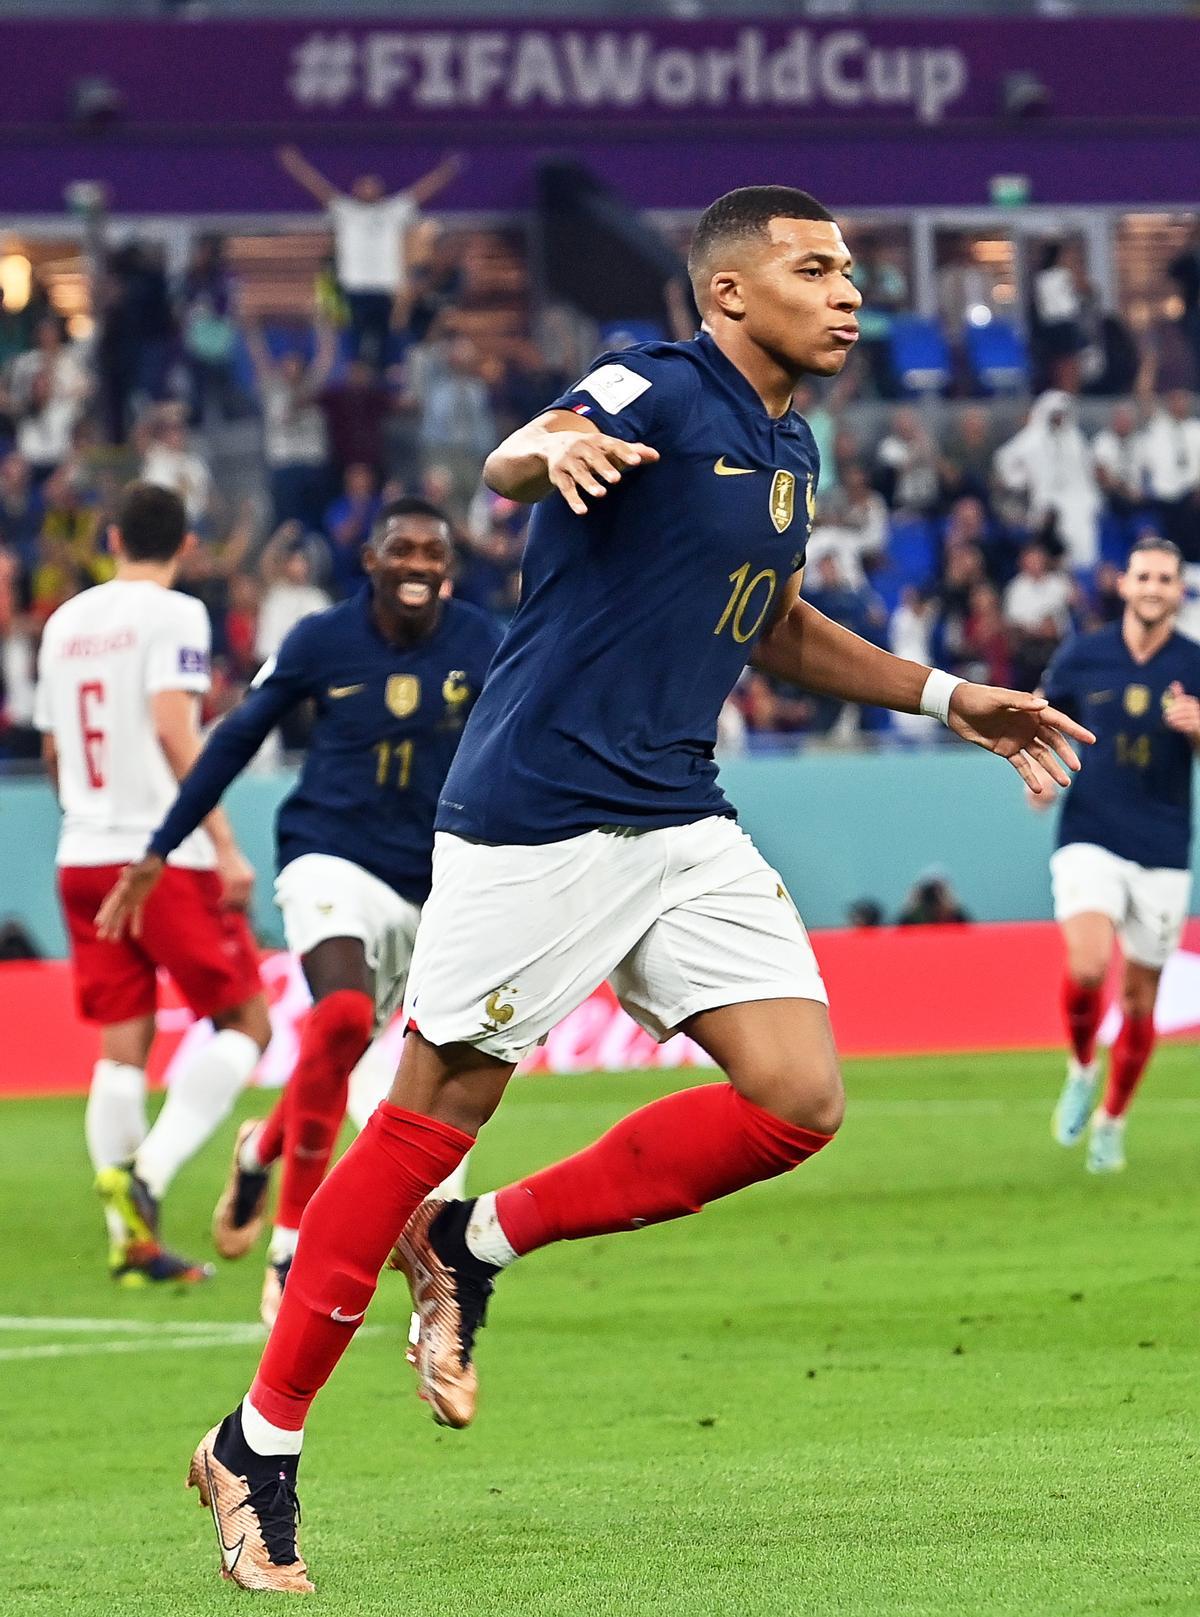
[1, 1048, 1197, 1616]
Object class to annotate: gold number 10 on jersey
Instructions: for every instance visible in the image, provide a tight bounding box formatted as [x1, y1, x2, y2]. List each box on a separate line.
[714, 564, 778, 644]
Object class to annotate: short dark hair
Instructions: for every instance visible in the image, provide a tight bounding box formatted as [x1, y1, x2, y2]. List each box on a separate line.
[116, 481, 187, 562]
[688, 185, 835, 297]
[369, 496, 452, 549]
[1128, 534, 1183, 572]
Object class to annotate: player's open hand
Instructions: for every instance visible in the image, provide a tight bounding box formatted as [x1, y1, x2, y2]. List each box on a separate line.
[946, 684, 1095, 795]
[1164, 680, 1200, 737]
[95, 855, 165, 941]
[216, 846, 256, 911]
[545, 432, 659, 516]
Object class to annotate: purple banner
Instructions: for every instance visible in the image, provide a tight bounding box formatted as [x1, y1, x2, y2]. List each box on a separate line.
[0, 17, 1194, 132]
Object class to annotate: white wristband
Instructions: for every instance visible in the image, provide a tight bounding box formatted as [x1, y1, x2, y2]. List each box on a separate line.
[919, 668, 964, 727]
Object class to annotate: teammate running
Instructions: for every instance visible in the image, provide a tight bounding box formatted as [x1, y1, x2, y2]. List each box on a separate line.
[97, 498, 502, 1323]
[35, 482, 270, 1284]
[1040, 536, 1200, 1172]
[164, 186, 1092, 1594]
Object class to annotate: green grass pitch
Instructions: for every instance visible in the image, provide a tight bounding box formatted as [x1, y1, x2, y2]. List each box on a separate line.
[1, 1047, 1197, 1616]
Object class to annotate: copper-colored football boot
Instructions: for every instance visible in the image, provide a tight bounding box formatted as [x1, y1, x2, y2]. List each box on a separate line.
[211, 1120, 271, 1260]
[389, 1198, 495, 1429]
[186, 1416, 314, 1595]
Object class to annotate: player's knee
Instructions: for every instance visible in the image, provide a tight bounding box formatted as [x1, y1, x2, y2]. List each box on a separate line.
[1120, 979, 1157, 1021]
[214, 992, 272, 1053]
[756, 1060, 844, 1137]
[1067, 960, 1107, 993]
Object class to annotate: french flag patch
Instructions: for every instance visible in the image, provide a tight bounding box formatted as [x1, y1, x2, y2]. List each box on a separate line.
[571, 404, 593, 416]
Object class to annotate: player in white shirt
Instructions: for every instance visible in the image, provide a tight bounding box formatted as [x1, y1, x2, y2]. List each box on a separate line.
[35, 483, 271, 1284]
[276, 144, 462, 368]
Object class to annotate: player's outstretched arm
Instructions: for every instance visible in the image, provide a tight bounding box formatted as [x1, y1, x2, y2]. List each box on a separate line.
[406, 151, 464, 209]
[276, 145, 339, 207]
[96, 672, 299, 940]
[483, 410, 659, 512]
[753, 597, 1094, 793]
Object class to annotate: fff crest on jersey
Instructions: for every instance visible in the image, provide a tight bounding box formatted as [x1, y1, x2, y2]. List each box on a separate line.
[442, 670, 471, 708]
[769, 470, 796, 534]
[1123, 683, 1151, 717]
[385, 674, 421, 719]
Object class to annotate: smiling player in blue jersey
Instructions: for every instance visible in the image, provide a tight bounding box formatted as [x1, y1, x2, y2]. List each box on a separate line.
[1036, 535, 1200, 1174]
[177, 186, 1094, 1595]
[96, 499, 502, 1328]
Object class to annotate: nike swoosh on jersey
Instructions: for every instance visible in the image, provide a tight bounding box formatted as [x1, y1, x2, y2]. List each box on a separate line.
[327, 684, 365, 699]
[204, 1452, 246, 1576]
[330, 1305, 367, 1324]
[713, 457, 755, 476]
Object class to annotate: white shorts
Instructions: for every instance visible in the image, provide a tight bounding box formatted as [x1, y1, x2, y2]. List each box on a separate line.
[403, 815, 828, 1064]
[1050, 842, 1193, 969]
[274, 853, 421, 1024]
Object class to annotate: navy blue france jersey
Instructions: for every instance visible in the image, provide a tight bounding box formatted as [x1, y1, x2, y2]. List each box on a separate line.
[1042, 623, 1200, 870]
[437, 333, 820, 844]
[150, 591, 502, 902]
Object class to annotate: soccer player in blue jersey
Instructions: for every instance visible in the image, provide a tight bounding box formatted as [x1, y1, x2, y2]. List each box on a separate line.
[1037, 536, 1200, 1173]
[96, 499, 501, 1325]
[177, 187, 1093, 1594]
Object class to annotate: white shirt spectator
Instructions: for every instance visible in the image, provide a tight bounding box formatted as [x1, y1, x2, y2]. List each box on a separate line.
[16, 397, 78, 470]
[1003, 568, 1073, 634]
[8, 343, 90, 410]
[1135, 407, 1200, 501]
[142, 442, 213, 527]
[262, 376, 328, 469]
[1092, 424, 1142, 495]
[1033, 265, 1081, 325]
[255, 580, 331, 662]
[994, 391, 1101, 569]
[330, 195, 417, 294]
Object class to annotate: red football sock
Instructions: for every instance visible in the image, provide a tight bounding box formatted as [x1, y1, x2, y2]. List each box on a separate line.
[494, 1083, 834, 1256]
[250, 1102, 472, 1431]
[1102, 1012, 1156, 1119]
[1061, 975, 1104, 1065]
[275, 990, 374, 1229]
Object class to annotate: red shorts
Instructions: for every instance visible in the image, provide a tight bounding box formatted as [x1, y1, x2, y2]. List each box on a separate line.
[59, 864, 263, 1026]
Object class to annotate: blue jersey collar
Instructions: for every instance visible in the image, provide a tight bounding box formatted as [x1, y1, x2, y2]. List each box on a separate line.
[694, 331, 803, 432]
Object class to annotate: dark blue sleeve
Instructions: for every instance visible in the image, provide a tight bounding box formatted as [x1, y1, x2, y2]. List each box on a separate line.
[148, 621, 318, 859]
[547, 347, 697, 447]
[1041, 636, 1080, 712]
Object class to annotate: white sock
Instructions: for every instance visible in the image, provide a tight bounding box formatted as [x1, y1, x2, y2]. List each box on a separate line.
[240, 1395, 303, 1458]
[135, 1029, 260, 1200]
[85, 1060, 148, 1169]
[267, 1225, 299, 1264]
[465, 1190, 518, 1270]
[238, 1123, 266, 1174]
[432, 1151, 470, 1203]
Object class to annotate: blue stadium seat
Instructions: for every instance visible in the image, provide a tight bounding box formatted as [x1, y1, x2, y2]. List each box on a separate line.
[964, 319, 1029, 395]
[888, 317, 952, 396]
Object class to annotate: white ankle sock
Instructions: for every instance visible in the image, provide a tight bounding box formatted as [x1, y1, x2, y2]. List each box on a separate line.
[135, 1029, 260, 1200]
[238, 1123, 266, 1174]
[85, 1060, 148, 1170]
[465, 1191, 518, 1270]
[240, 1395, 303, 1458]
[268, 1225, 299, 1264]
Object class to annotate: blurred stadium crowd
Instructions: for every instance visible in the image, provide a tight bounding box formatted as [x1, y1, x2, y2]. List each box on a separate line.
[2, 203, 1200, 765]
